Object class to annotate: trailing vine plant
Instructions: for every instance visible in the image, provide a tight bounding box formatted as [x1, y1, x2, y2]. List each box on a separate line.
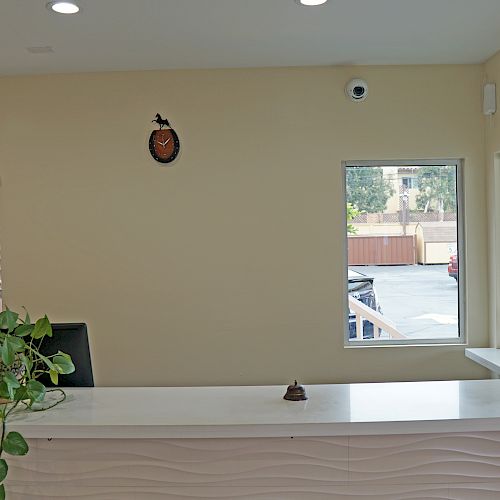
[0, 308, 74, 499]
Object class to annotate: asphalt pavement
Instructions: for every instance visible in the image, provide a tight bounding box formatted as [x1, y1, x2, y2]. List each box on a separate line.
[350, 264, 459, 340]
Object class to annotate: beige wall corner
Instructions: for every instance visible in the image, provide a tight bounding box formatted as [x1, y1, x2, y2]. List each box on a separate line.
[484, 50, 500, 348]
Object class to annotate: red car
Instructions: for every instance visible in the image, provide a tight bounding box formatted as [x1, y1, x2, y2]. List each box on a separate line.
[448, 251, 458, 281]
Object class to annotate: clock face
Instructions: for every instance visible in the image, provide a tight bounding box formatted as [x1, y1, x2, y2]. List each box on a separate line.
[149, 128, 180, 164]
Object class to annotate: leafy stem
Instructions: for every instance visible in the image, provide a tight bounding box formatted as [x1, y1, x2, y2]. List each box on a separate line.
[0, 309, 74, 499]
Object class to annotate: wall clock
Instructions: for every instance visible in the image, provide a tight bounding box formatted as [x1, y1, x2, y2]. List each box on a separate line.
[149, 113, 180, 164]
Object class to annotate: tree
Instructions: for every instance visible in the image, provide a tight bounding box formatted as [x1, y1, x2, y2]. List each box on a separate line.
[346, 167, 394, 213]
[416, 166, 456, 215]
[346, 203, 361, 234]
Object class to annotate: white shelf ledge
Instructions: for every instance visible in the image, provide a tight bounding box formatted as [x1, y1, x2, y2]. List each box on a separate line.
[465, 348, 500, 374]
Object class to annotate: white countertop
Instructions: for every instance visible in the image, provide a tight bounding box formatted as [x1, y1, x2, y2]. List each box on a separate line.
[9, 380, 500, 439]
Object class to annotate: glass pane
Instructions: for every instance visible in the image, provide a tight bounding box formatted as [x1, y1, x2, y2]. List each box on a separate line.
[345, 165, 460, 342]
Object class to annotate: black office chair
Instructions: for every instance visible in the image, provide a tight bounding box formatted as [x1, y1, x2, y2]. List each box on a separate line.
[38, 323, 94, 387]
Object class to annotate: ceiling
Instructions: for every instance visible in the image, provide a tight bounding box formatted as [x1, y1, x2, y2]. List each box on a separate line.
[2, 0, 500, 76]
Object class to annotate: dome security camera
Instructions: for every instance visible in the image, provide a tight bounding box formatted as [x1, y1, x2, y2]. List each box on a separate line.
[345, 79, 368, 102]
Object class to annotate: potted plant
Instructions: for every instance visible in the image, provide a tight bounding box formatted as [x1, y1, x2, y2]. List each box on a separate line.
[0, 308, 74, 499]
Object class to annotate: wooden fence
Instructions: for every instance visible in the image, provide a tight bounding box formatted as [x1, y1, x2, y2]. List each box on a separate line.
[348, 235, 416, 265]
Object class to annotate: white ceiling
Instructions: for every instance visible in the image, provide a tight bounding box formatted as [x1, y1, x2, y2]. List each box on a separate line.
[2, 0, 500, 75]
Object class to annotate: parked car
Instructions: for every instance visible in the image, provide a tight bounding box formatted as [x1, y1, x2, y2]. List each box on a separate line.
[448, 251, 458, 281]
[348, 269, 381, 339]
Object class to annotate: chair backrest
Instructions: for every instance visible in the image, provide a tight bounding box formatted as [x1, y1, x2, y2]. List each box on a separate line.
[38, 323, 94, 387]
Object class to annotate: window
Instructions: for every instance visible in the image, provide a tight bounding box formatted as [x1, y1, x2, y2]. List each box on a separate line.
[344, 160, 464, 346]
[402, 177, 418, 189]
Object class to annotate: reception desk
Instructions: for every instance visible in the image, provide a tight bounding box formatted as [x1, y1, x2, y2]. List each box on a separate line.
[6, 380, 500, 499]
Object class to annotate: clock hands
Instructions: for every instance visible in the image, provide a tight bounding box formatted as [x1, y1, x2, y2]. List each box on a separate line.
[156, 138, 172, 148]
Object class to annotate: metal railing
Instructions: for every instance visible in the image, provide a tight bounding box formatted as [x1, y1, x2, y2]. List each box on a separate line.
[348, 296, 407, 340]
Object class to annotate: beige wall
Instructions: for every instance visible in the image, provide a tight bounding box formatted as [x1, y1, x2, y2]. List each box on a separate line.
[484, 51, 500, 347]
[0, 65, 489, 386]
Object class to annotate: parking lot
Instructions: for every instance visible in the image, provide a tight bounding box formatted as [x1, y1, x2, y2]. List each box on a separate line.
[350, 264, 459, 340]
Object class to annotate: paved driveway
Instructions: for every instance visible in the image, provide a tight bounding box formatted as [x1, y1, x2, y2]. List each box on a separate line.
[350, 265, 459, 340]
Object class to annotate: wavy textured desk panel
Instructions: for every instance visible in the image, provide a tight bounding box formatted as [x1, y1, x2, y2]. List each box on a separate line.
[9, 437, 349, 487]
[4, 485, 454, 500]
[8, 483, 500, 499]
[5, 434, 500, 499]
[349, 432, 500, 484]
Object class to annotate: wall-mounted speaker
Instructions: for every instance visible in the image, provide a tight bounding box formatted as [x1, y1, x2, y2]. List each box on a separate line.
[483, 83, 496, 115]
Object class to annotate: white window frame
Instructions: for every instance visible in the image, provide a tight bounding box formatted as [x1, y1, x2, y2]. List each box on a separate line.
[494, 153, 500, 348]
[342, 158, 466, 347]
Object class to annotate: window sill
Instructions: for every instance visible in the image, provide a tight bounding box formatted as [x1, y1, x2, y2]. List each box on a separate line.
[465, 348, 500, 374]
[345, 341, 466, 348]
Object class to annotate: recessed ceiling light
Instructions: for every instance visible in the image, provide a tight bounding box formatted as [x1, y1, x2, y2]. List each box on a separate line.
[296, 0, 328, 5]
[46, 1, 80, 14]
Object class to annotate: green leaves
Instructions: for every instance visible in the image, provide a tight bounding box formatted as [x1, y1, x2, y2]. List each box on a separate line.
[37, 353, 55, 371]
[25, 380, 45, 404]
[1, 336, 26, 365]
[11, 380, 47, 406]
[0, 310, 19, 334]
[22, 308, 30, 327]
[49, 370, 59, 385]
[416, 165, 457, 212]
[3, 432, 28, 456]
[19, 354, 32, 375]
[0, 308, 75, 499]
[10, 380, 46, 406]
[13, 324, 33, 338]
[346, 166, 395, 214]
[0, 383, 10, 401]
[0, 460, 7, 483]
[0, 460, 6, 500]
[47, 352, 75, 385]
[31, 316, 52, 340]
[0, 433, 27, 498]
[2, 374, 20, 401]
[53, 352, 75, 375]
[2, 340, 17, 365]
[346, 202, 361, 235]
